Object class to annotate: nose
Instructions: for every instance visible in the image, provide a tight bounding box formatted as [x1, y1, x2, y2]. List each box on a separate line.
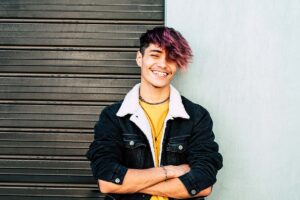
[157, 57, 167, 68]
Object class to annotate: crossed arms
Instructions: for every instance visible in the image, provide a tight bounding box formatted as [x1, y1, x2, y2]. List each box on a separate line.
[86, 106, 222, 199]
[98, 165, 212, 199]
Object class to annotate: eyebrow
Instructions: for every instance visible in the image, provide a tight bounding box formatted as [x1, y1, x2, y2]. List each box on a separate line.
[149, 49, 163, 53]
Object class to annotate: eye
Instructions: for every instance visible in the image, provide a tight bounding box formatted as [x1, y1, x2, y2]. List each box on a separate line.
[150, 54, 159, 58]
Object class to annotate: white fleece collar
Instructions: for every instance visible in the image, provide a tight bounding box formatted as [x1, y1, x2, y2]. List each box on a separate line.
[116, 83, 190, 119]
[116, 83, 189, 166]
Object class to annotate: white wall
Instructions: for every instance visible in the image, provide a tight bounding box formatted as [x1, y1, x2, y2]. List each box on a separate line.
[166, 0, 300, 199]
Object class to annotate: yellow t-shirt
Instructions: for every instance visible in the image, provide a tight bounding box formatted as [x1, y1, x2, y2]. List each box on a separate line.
[140, 100, 169, 200]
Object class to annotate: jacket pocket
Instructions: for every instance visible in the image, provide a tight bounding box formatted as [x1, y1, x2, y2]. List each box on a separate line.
[166, 135, 189, 165]
[122, 134, 147, 168]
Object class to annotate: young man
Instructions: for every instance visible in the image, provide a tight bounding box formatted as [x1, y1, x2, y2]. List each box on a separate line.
[86, 27, 223, 200]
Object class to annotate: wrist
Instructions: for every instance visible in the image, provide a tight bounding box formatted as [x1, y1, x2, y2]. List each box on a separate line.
[162, 165, 176, 179]
[162, 166, 168, 181]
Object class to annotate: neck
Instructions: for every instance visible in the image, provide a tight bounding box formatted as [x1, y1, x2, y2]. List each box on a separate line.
[139, 82, 170, 104]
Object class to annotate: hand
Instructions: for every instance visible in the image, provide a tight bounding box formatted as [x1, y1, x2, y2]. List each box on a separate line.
[177, 164, 190, 174]
[163, 164, 190, 179]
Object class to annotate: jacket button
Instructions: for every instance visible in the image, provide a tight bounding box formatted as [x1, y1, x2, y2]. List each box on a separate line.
[115, 178, 120, 183]
[191, 189, 197, 195]
[129, 141, 135, 146]
[178, 145, 183, 150]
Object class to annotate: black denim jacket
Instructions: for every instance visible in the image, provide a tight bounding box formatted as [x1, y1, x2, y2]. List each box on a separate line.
[86, 92, 223, 200]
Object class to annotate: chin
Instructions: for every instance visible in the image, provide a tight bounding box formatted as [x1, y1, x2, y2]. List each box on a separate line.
[152, 85, 163, 88]
[142, 76, 172, 89]
[150, 82, 169, 89]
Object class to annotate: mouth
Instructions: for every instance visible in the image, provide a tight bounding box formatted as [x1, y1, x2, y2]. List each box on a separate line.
[152, 70, 169, 77]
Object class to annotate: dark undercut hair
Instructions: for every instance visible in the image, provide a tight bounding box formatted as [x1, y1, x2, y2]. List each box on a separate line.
[139, 26, 193, 69]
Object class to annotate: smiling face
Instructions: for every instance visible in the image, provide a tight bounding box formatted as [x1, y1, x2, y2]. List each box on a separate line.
[136, 43, 177, 90]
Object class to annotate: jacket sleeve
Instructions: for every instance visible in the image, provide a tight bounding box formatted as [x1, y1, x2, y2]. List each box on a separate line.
[178, 109, 223, 196]
[86, 106, 128, 185]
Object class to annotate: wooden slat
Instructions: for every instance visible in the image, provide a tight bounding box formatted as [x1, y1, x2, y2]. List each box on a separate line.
[0, 23, 157, 47]
[0, 131, 92, 141]
[0, 78, 139, 101]
[0, 104, 104, 128]
[0, 104, 103, 114]
[0, 186, 102, 199]
[0, 158, 90, 168]
[0, 144, 90, 155]
[0, 86, 131, 94]
[2, 114, 97, 121]
[0, 0, 163, 20]
[0, 91, 126, 101]
[0, 120, 94, 129]
[0, 77, 139, 87]
[0, 50, 139, 74]
[0, 170, 93, 183]
[0, 131, 92, 156]
[0, 155, 87, 160]
[0, 140, 88, 148]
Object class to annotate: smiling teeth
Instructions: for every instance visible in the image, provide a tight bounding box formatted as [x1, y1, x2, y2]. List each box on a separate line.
[153, 71, 167, 77]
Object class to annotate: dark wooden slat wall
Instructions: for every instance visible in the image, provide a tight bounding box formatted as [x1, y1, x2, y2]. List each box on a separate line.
[0, 0, 164, 199]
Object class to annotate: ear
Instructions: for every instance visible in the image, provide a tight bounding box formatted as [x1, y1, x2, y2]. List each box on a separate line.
[136, 51, 143, 68]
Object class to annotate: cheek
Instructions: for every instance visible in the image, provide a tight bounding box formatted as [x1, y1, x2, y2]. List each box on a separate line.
[171, 66, 177, 75]
[140, 65, 151, 76]
[143, 59, 155, 67]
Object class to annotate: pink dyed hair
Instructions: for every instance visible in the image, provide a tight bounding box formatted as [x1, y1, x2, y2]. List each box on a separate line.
[139, 26, 193, 69]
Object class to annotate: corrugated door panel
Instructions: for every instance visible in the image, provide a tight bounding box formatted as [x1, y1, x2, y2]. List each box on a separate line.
[0, 0, 164, 199]
[0, 185, 103, 200]
[0, 24, 155, 47]
[0, 0, 163, 20]
[0, 77, 139, 101]
[0, 50, 139, 74]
